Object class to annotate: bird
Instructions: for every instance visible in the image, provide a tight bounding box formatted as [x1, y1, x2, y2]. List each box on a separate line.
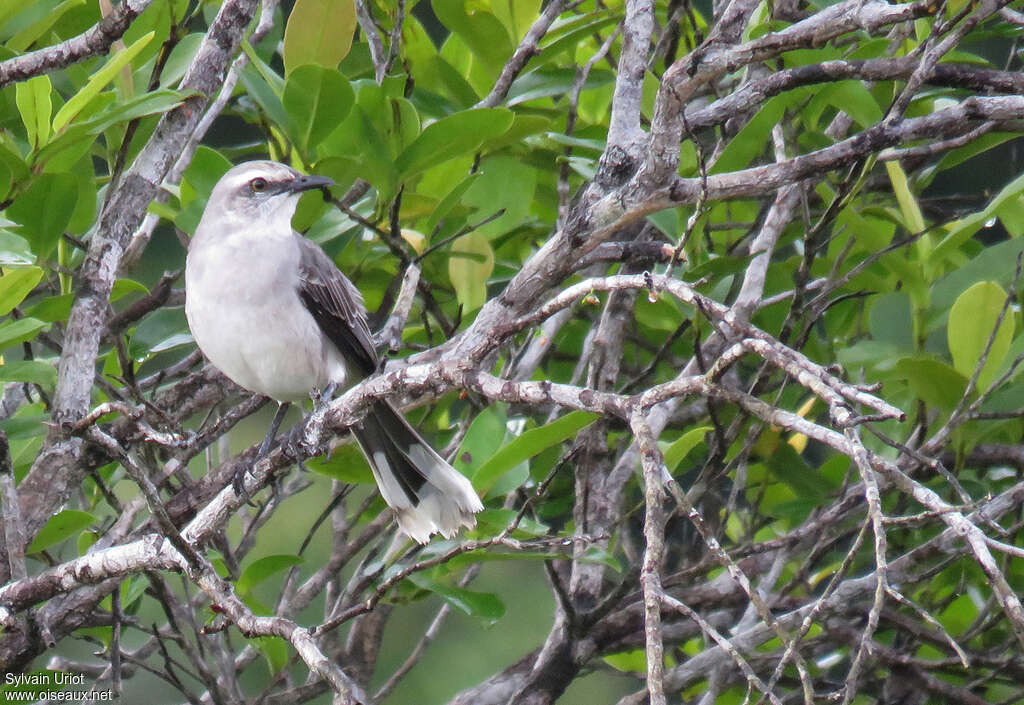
[184, 160, 483, 543]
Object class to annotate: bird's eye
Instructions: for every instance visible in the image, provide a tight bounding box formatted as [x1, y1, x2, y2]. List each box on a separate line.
[250, 177, 267, 192]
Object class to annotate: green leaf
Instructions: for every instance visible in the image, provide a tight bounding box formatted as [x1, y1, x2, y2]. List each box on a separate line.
[885, 160, 926, 234]
[663, 426, 712, 472]
[461, 155, 537, 237]
[396, 108, 514, 179]
[432, 0, 514, 75]
[448, 230, 493, 312]
[7, 0, 85, 52]
[407, 573, 505, 620]
[766, 443, 824, 501]
[39, 89, 191, 167]
[237, 47, 291, 131]
[712, 95, 789, 174]
[52, 31, 156, 132]
[0, 360, 57, 389]
[0, 230, 35, 266]
[236, 554, 304, 596]
[283, 0, 357, 75]
[895, 357, 967, 410]
[604, 649, 646, 673]
[454, 406, 507, 474]
[869, 291, 914, 349]
[0, 317, 47, 350]
[283, 65, 355, 154]
[425, 172, 480, 234]
[0, 266, 43, 315]
[321, 105, 397, 200]
[947, 281, 1015, 390]
[6, 173, 78, 258]
[16, 75, 52, 151]
[305, 443, 373, 483]
[252, 636, 289, 673]
[473, 411, 599, 493]
[27, 509, 96, 554]
[933, 171, 1024, 264]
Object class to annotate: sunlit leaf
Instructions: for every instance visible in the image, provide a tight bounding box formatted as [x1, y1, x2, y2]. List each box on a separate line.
[283, 0, 357, 75]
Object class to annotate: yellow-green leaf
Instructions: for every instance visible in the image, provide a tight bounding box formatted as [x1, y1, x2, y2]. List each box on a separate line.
[0, 266, 43, 315]
[52, 31, 156, 133]
[283, 0, 356, 75]
[886, 161, 925, 233]
[947, 281, 1015, 391]
[663, 426, 712, 472]
[15, 75, 51, 151]
[7, 0, 85, 52]
[448, 231, 493, 312]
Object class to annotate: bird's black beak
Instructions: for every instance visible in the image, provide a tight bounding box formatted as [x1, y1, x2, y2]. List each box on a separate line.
[287, 173, 334, 193]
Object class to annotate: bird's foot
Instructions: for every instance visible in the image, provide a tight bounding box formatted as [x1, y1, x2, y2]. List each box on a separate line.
[310, 382, 337, 411]
[232, 464, 254, 503]
[282, 420, 314, 469]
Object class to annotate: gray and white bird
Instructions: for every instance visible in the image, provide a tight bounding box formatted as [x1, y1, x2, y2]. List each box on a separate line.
[185, 160, 482, 543]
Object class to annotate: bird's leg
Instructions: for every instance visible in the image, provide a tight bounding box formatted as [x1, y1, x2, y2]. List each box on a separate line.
[259, 402, 291, 458]
[233, 401, 291, 496]
[281, 383, 338, 472]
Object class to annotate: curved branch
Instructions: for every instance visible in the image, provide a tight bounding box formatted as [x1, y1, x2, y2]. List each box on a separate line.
[0, 0, 154, 88]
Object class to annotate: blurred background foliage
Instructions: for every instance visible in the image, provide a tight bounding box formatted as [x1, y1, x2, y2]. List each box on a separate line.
[1, 0, 1024, 702]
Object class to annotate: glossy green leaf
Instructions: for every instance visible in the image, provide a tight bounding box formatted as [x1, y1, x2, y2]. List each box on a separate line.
[712, 95, 788, 174]
[283, 65, 355, 153]
[321, 106, 396, 199]
[448, 231, 493, 312]
[462, 155, 537, 237]
[473, 411, 599, 493]
[454, 406, 507, 475]
[663, 426, 712, 472]
[252, 636, 289, 673]
[885, 160, 926, 234]
[396, 108, 514, 179]
[283, 0, 356, 75]
[604, 649, 646, 673]
[27, 510, 96, 554]
[948, 281, 1015, 390]
[39, 89, 191, 168]
[895, 357, 967, 410]
[767, 443, 825, 501]
[0, 360, 57, 388]
[407, 573, 505, 620]
[305, 443, 373, 483]
[0, 266, 43, 315]
[0, 231, 35, 268]
[236, 555, 304, 596]
[7, 0, 85, 52]
[6, 173, 78, 258]
[0, 317, 46, 350]
[491, 0, 541, 38]
[433, 0, 514, 75]
[425, 172, 480, 234]
[16, 75, 51, 151]
[52, 31, 156, 132]
[933, 170, 1024, 264]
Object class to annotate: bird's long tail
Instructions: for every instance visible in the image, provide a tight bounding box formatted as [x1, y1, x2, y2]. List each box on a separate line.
[352, 401, 483, 543]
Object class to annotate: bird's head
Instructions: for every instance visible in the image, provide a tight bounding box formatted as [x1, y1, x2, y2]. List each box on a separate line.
[204, 160, 334, 229]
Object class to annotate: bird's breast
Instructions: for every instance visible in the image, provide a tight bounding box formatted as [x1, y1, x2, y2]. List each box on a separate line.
[185, 235, 345, 401]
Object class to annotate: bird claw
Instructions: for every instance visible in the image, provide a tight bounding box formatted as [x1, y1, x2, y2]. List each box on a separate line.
[232, 465, 257, 506]
[310, 382, 337, 410]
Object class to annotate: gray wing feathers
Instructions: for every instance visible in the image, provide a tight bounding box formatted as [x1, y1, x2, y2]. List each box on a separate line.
[295, 236, 378, 375]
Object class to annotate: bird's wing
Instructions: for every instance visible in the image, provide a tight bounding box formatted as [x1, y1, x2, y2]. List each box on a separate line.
[295, 235, 379, 375]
